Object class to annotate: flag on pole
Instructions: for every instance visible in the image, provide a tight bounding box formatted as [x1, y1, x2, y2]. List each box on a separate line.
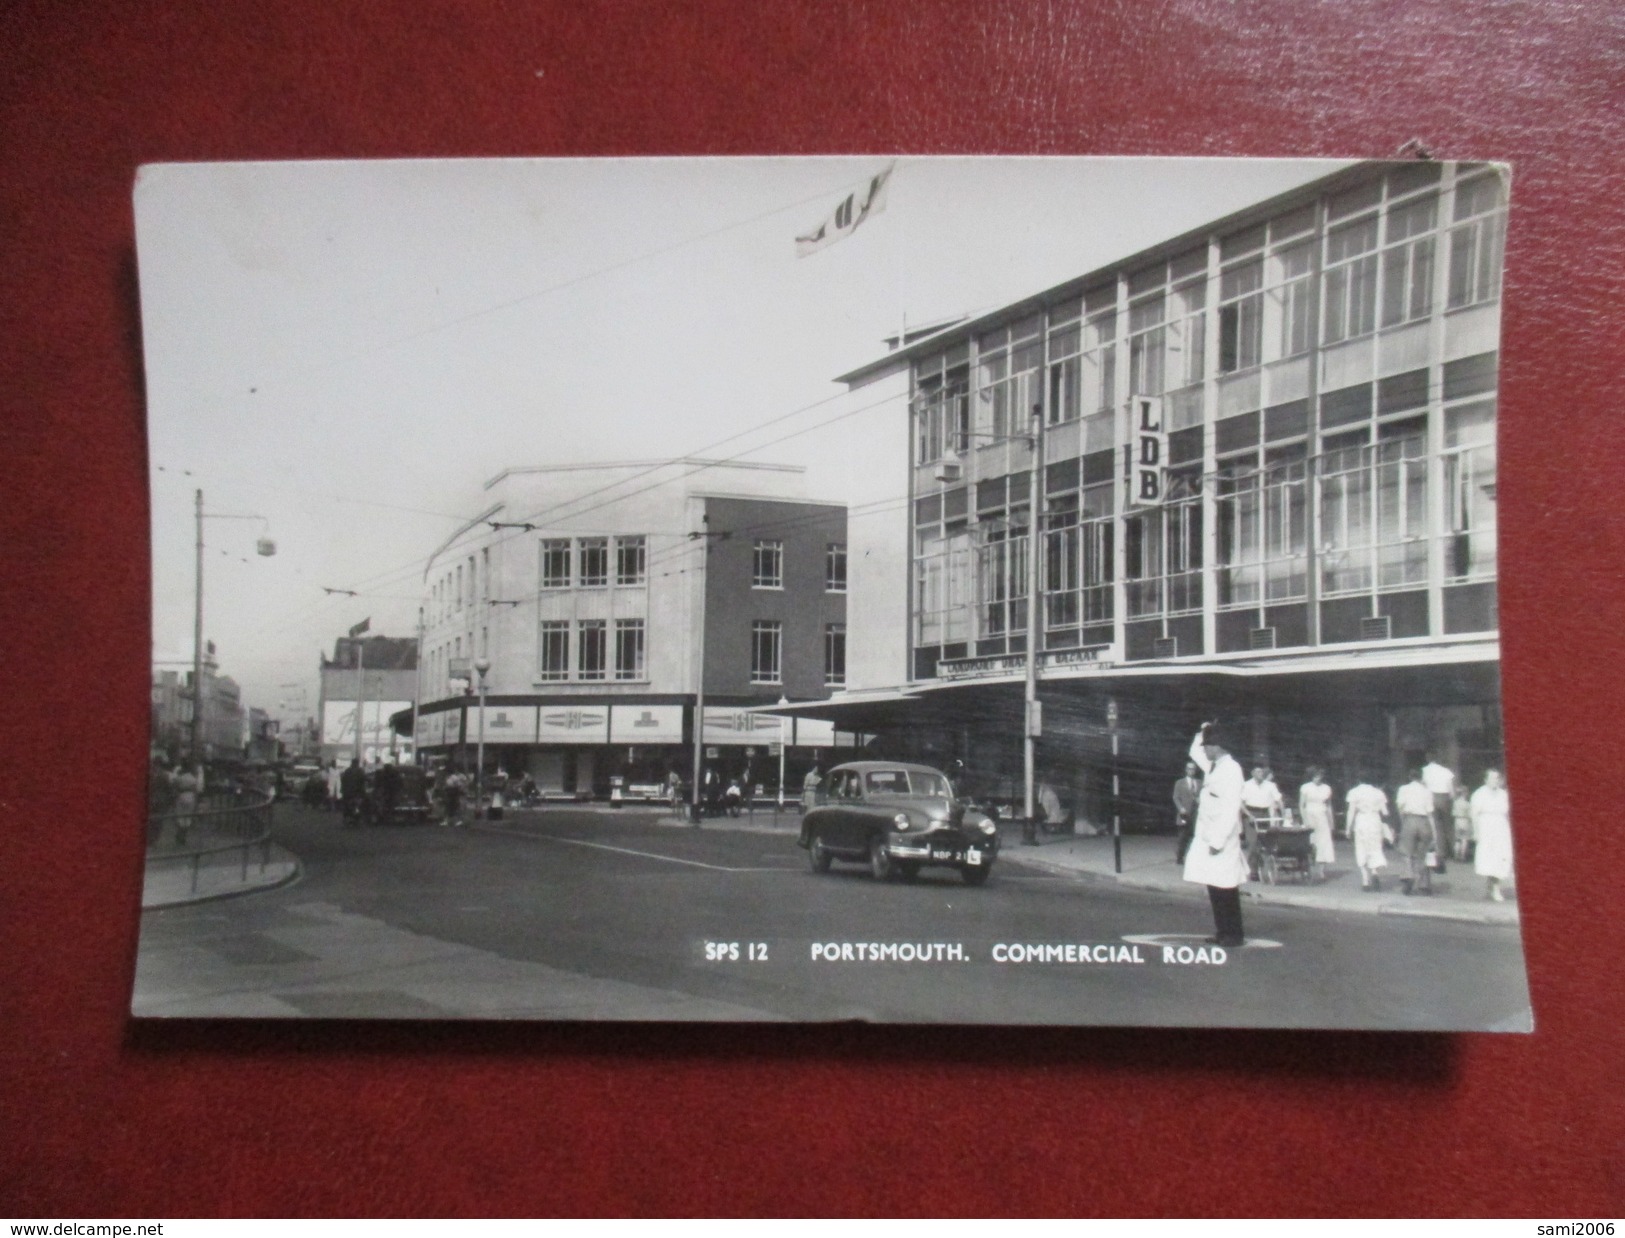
[349, 618, 371, 638]
[795, 165, 894, 258]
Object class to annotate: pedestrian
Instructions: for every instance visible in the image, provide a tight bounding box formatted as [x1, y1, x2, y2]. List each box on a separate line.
[1298, 765, 1336, 882]
[1471, 768, 1514, 902]
[1345, 774, 1393, 891]
[1172, 760, 1201, 865]
[172, 765, 199, 848]
[1395, 767, 1437, 896]
[1452, 787, 1473, 862]
[1421, 752, 1456, 874]
[443, 767, 466, 827]
[339, 758, 366, 826]
[724, 777, 743, 817]
[1240, 763, 1281, 877]
[665, 768, 681, 807]
[1181, 721, 1248, 948]
[325, 761, 343, 812]
[801, 762, 824, 814]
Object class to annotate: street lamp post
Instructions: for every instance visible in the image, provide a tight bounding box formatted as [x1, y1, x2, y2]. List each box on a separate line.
[474, 656, 490, 818]
[189, 488, 275, 781]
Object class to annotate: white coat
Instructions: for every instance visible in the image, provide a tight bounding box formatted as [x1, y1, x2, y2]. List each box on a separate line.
[1181, 733, 1249, 889]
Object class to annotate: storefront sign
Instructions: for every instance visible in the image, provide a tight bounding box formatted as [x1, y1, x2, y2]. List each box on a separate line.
[938, 644, 1118, 681]
[322, 699, 412, 746]
[702, 707, 785, 746]
[609, 703, 684, 744]
[468, 705, 539, 744]
[538, 705, 609, 744]
[1128, 394, 1166, 507]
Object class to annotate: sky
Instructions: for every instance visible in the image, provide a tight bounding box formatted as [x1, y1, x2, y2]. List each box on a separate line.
[137, 155, 1349, 722]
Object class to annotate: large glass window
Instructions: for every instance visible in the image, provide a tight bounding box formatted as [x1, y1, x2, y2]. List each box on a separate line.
[615, 536, 646, 586]
[750, 620, 782, 684]
[1375, 433, 1430, 589]
[1266, 240, 1314, 361]
[1320, 437, 1374, 595]
[1082, 301, 1116, 415]
[1046, 307, 1082, 425]
[577, 620, 606, 681]
[1381, 193, 1438, 327]
[915, 528, 972, 646]
[1447, 172, 1506, 309]
[613, 619, 645, 681]
[1128, 292, 1165, 396]
[978, 319, 1042, 440]
[1217, 453, 1305, 607]
[1044, 503, 1080, 630]
[1444, 400, 1497, 580]
[913, 356, 971, 464]
[1218, 259, 1263, 373]
[824, 623, 846, 686]
[1323, 215, 1380, 344]
[540, 539, 571, 589]
[1167, 277, 1207, 388]
[578, 538, 608, 587]
[1127, 472, 1203, 619]
[977, 518, 1029, 639]
[539, 621, 569, 681]
[752, 540, 783, 589]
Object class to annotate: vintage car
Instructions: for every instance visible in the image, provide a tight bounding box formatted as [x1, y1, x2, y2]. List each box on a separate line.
[797, 760, 1000, 885]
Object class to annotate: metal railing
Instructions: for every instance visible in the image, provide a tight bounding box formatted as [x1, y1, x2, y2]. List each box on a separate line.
[146, 790, 276, 896]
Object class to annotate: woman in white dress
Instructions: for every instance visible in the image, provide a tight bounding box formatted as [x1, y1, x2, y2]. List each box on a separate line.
[1345, 776, 1393, 892]
[1298, 766, 1336, 882]
[1471, 768, 1514, 902]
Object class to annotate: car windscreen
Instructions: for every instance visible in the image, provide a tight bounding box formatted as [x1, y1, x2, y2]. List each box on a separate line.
[864, 770, 949, 798]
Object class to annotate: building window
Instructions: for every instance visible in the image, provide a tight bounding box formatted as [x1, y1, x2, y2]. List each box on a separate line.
[1444, 399, 1497, 581]
[824, 623, 846, 687]
[540, 539, 571, 589]
[1318, 429, 1430, 597]
[1216, 452, 1306, 608]
[825, 543, 847, 592]
[978, 318, 1041, 440]
[1218, 259, 1263, 373]
[615, 536, 646, 585]
[977, 519, 1029, 640]
[480, 548, 490, 601]
[577, 620, 607, 681]
[1265, 239, 1314, 362]
[1323, 215, 1380, 344]
[613, 619, 645, 681]
[914, 529, 973, 647]
[913, 355, 970, 464]
[752, 540, 783, 589]
[1127, 290, 1165, 397]
[1046, 306, 1082, 425]
[1447, 173, 1506, 310]
[455, 564, 463, 610]
[578, 538, 609, 587]
[1166, 276, 1207, 388]
[1380, 193, 1438, 328]
[750, 620, 782, 684]
[539, 622, 569, 681]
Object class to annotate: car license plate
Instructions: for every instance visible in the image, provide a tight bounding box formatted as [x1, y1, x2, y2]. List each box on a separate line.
[965, 850, 982, 866]
[930, 848, 958, 861]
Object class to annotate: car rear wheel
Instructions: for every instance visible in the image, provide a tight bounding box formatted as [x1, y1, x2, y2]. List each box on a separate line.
[869, 836, 895, 882]
[961, 863, 992, 886]
[807, 831, 832, 873]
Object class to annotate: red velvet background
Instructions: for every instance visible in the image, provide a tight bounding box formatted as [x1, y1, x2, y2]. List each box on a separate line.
[3, 0, 1622, 1218]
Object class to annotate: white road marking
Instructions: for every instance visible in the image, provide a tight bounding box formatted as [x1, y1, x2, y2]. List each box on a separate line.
[505, 828, 789, 872]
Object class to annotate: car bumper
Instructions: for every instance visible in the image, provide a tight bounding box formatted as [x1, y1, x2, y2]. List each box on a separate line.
[884, 831, 999, 867]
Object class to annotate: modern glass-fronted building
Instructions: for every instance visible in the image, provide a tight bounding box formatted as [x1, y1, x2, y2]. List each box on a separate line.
[815, 160, 1506, 827]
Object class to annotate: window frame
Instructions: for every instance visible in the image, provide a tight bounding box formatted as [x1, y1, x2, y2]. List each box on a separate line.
[752, 539, 784, 590]
[750, 619, 783, 685]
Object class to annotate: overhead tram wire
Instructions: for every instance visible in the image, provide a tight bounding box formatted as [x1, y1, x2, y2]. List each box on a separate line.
[306, 382, 911, 608]
[197, 173, 879, 408]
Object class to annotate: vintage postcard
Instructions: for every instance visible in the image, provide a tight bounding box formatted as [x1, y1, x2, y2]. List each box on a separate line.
[134, 156, 1528, 1028]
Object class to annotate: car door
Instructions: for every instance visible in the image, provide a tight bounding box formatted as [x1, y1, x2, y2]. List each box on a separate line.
[823, 770, 862, 853]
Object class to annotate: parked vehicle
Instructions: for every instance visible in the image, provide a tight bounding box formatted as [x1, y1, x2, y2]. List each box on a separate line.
[362, 764, 434, 826]
[797, 761, 1000, 885]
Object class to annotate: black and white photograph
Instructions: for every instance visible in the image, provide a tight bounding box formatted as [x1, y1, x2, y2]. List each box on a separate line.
[133, 155, 1529, 1029]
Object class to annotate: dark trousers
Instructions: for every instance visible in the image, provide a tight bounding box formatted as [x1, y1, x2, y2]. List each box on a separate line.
[1176, 817, 1194, 863]
[1206, 885, 1245, 944]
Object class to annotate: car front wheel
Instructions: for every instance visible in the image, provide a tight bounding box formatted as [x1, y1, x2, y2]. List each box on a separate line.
[807, 831, 832, 874]
[869, 836, 895, 882]
[961, 863, 992, 886]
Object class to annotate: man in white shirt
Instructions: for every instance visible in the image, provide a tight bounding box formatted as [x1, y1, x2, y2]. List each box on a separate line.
[1421, 753, 1456, 873]
[1182, 721, 1249, 947]
[1395, 767, 1438, 895]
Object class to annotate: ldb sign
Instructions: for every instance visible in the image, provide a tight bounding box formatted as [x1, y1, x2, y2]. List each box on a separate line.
[1129, 395, 1167, 507]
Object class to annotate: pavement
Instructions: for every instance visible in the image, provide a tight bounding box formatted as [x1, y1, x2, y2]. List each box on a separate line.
[141, 800, 1522, 927]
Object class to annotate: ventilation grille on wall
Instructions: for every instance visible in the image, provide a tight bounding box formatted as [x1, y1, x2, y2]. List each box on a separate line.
[1248, 626, 1277, 651]
[1153, 636, 1179, 659]
[1359, 615, 1393, 642]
